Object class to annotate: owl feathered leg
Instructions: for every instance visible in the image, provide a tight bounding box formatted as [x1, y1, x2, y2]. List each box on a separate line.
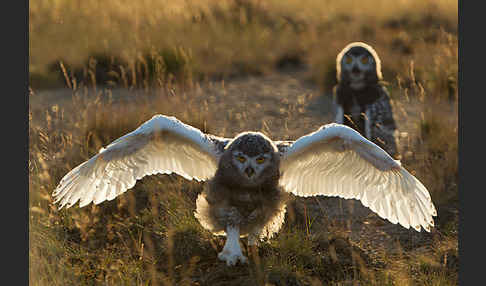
[218, 225, 248, 266]
[247, 209, 262, 246]
[364, 108, 372, 139]
[335, 105, 344, 124]
[248, 231, 261, 246]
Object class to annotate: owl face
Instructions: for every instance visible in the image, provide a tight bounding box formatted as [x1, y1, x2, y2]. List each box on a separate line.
[336, 42, 382, 90]
[340, 52, 375, 90]
[232, 151, 273, 183]
[220, 132, 280, 188]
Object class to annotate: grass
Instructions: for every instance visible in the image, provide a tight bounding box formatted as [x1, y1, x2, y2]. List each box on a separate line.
[30, 0, 457, 92]
[29, 0, 457, 285]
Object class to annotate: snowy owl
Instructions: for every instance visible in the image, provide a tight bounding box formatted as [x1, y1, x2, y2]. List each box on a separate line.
[333, 42, 399, 158]
[52, 114, 436, 266]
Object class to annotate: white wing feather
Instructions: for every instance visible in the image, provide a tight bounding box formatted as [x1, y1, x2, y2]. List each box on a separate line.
[53, 114, 223, 209]
[279, 123, 436, 232]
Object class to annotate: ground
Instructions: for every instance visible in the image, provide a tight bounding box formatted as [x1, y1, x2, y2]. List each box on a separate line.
[29, 65, 457, 285]
[28, 3, 458, 283]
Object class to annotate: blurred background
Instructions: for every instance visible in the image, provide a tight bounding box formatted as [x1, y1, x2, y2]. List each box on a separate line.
[29, 0, 458, 285]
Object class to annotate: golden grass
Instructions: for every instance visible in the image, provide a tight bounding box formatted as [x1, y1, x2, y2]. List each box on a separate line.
[30, 0, 457, 285]
[29, 85, 458, 285]
[30, 0, 457, 92]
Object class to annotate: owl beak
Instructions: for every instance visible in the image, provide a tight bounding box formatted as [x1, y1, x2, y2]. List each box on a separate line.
[245, 167, 255, 178]
[351, 66, 361, 75]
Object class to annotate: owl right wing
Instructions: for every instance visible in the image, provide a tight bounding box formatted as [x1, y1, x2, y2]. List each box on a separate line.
[277, 123, 436, 232]
[52, 114, 231, 209]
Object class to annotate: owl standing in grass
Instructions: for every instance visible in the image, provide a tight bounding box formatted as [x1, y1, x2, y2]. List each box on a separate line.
[333, 42, 399, 159]
[53, 115, 436, 266]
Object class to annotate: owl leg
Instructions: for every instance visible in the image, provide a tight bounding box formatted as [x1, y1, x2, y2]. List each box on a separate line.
[218, 225, 248, 266]
[364, 108, 371, 139]
[248, 230, 261, 246]
[247, 209, 262, 246]
[335, 105, 344, 124]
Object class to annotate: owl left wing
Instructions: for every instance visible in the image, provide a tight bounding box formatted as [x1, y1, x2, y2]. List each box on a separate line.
[278, 123, 436, 232]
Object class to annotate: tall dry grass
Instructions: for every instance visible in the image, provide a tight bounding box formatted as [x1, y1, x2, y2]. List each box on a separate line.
[30, 0, 458, 285]
[29, 87, 458, 285]
[30, 0, 457, 93]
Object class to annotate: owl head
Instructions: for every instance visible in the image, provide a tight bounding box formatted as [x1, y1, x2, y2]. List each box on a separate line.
[218, 132, 280, 188]
[336, 42, 382, 90]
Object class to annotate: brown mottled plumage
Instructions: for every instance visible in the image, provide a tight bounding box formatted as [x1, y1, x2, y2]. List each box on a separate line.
[333, 42, 399, 158]
[195, 132, 289, 239]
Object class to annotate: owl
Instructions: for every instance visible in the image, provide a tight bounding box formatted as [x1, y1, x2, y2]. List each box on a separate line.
[333, 42, 399, 158]
[52, 114, 436, 266]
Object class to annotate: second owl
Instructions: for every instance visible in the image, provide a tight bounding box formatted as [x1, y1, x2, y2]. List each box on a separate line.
[332, 42, 399, 158]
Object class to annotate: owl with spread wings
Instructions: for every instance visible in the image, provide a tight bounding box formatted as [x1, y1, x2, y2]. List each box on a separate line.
[53, 114, 436, 266]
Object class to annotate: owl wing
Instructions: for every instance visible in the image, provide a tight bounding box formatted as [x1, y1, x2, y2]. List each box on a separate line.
[53, 114, 230, 209]
[278, 123, 436, 232]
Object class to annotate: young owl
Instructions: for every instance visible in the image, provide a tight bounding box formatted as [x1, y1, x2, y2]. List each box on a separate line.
[52, 114, 436, 266]
[333, 42, 399, 158]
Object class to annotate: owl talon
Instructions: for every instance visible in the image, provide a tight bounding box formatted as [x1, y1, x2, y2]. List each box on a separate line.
[218, 225, 248, 266]
[218, 250, 248, 266]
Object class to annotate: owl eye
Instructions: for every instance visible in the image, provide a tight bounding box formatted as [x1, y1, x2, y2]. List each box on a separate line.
[361, 56, 369, 64]
[237, 156, 246, 163]
[345, 56, 353, 64]
[256, 157, 265, 164]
